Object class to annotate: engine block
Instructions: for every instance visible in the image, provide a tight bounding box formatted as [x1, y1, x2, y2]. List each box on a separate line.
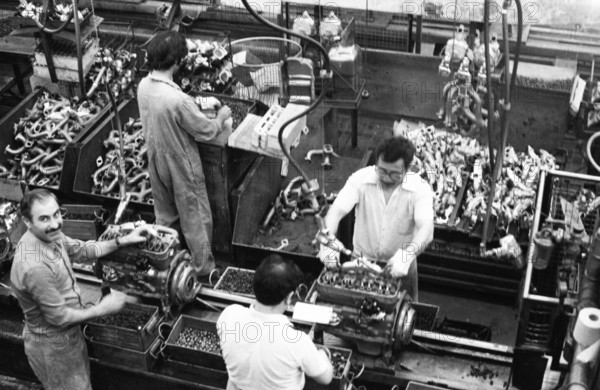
[96, 222, 198, 309]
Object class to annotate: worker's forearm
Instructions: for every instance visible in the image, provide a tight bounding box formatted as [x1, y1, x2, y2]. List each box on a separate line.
[88, 239, 119, 259]
[324, 205, 347, 236]
[407, 225, 434, 257]
[55, 304, 103, 328]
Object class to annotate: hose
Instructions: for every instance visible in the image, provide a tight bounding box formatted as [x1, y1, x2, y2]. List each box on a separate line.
[239, 0, 331, 190]
[481, 0, 496, 245]
[484, 0, 495, 170]
[481, 0, 522, 246]
[587, 131, 600, 174]
[510, 0, 523, 91]
[73, 0, 86, 97]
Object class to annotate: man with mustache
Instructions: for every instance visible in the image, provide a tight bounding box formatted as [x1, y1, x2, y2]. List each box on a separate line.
[10, 189, 156, 390]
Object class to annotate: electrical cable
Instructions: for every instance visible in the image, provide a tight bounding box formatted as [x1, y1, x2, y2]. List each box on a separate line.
[481, 0, 522, 246]
[510, 0, 523, 91]
[481, 0, 496, 247]
[483, 0, 495, 170]
[73, 0, 86, 97]
[239, 0, 331, 190]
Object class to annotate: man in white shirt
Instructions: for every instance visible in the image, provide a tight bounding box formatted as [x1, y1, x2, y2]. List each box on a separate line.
[217, 255, 333, 390]
[317, 136, 434, 301]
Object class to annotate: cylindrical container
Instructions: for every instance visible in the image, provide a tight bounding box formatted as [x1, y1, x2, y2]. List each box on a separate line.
[574, 308, 600, 349]
[532, 228, 555, 270]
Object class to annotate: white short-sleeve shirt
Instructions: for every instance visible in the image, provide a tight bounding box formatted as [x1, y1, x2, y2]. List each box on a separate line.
[217, 304, 328, 390]
[332, 166, 434, 262]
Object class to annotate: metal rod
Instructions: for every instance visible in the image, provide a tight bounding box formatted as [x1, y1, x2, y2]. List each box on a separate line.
[413, 330, 513, 354]
[522, 168, 546, 300]
[548, 168, 600, 182]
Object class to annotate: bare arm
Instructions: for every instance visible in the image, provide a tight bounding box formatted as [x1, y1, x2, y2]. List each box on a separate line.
[58, 292, 127, 327]
[177, 96, 225, 142]
[25, 267, 127, 329]
[309, 350, 334, 385]
[65, 225, 157, 262]
[323, 202, 350, 237]
[410, 191, 435, 257]
[302, 340, 334, 385]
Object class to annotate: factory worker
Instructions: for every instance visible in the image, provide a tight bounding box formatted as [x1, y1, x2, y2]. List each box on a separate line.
[138, 30, 232, 276]
[10, 189, 156, 390]
[218, 254, 333, 390]
[317, 136, 434, 301]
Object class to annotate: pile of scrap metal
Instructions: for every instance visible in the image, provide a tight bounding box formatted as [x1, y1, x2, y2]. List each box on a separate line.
[87, 46, 138, 100]
[17, 1, 87, 22]
[180, 39, 232, 93]
[400, 124, 484, 224]
[462, 146, 556, 234]
[259, 176, 333, 233]
[2, 92, 108, 187]
[91, 117, 152, 204]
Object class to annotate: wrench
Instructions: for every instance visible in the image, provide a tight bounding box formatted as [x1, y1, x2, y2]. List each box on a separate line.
[273, 239, 289, 251]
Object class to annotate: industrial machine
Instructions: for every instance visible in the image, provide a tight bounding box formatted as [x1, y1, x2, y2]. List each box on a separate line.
[95, 222, 199, 313]
[312, 267, 416, 361]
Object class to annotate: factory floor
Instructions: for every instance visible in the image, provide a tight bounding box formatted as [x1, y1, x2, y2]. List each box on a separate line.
[0, 57, 583, 389]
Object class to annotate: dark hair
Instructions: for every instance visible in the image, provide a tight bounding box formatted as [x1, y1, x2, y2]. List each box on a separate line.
[20, 189, 58, 221]
[145, 31, 188, 71]
[253, 254, 303, 306]
[375, 136, 415, 169]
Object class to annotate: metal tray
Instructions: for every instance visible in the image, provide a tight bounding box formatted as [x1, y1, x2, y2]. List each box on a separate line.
[83, 302, 161, 352]
[163, 315, 225, 371]
[213, 266, 255, 298]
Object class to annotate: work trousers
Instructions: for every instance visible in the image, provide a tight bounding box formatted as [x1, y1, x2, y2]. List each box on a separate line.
[148, 153, 215, 275]
[23, 326, 92, 390]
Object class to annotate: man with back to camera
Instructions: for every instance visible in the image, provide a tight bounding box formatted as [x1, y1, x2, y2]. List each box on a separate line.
[10, 189, 156, 390]
[217, 254, 334, 390]
[317, 136, 434, 301]
[138, 30, 232, 276]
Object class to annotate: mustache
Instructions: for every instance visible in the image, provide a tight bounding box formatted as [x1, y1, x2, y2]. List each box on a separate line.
[45, 225, 62, 234]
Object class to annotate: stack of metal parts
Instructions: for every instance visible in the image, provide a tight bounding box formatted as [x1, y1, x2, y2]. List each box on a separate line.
[3, 91, 108, 187]
[91, 117, 151, 204]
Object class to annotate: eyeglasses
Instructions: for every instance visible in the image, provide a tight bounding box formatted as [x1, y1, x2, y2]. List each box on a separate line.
[375, 166, 404, 180]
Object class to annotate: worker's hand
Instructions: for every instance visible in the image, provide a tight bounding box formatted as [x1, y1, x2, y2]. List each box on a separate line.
[121, 225, 159, 245]
[217, 105, 232, 123]
[99, 290, 128, 315]
[342, 258, 382, 273]
[384, 250, 416, 278]
[318, 244, 340, 269]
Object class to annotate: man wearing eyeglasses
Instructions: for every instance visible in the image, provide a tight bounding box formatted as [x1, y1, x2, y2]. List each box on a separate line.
[317, 136, 434, 301]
